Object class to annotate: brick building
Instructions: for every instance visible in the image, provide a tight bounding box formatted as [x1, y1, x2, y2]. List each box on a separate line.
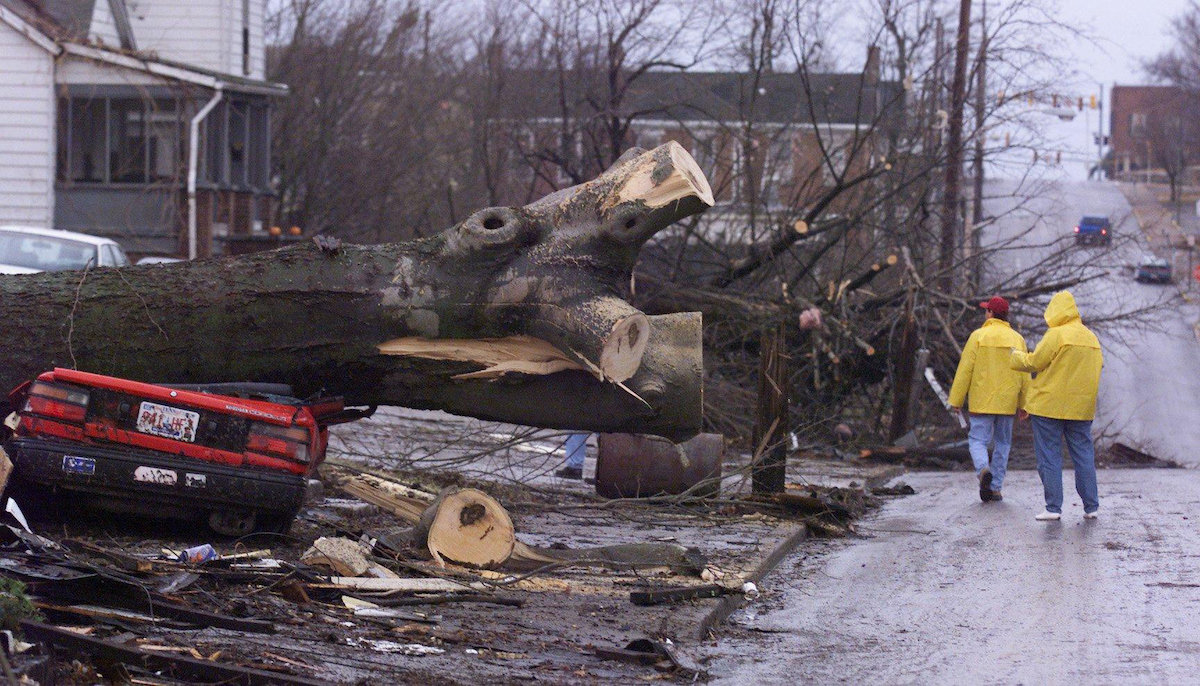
[1109, 85, 1194, 175]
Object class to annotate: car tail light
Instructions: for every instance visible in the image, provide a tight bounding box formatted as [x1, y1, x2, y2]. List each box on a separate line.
[247, 422, 311, 463]
[1101, 229, 1107, 235]
[23, 382, 88, 423]
[1074, 226, 1080, 233]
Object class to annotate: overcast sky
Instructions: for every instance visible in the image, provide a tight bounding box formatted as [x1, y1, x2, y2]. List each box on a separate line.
[1054, 0, 1183, 86]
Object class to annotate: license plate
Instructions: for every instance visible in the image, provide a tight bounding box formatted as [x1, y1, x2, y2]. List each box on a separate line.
[136, 402, 199, 443]
[62, 455, 95, 475]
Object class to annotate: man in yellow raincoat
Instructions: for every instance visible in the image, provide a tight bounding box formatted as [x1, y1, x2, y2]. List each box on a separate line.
[1010, 291, 1102, 521]
[949, 296, 1030, 502]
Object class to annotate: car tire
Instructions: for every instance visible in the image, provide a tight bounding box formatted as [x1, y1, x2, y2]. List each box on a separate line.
[257, 507, 300, 535]
[207, 508, 257, 537]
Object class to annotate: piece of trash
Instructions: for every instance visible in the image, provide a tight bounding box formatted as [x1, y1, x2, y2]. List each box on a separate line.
[351, 638, 444, 656]
[0, 630, 33, 655]
[302, 537, 372, 577]
[178, 544, 218, 564]
[341, 596, 379, 610]
[156, 571, 200, 595]
[742, 582, 759, 599]
[4, 498, 30, 533]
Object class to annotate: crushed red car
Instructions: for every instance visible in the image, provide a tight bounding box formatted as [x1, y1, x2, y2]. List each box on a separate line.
[0, 369, 373, 536]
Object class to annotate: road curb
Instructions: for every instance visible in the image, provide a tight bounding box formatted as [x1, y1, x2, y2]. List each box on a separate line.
[695, 521, 809, 640]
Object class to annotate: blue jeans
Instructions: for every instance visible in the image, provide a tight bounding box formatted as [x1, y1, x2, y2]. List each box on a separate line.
[564, 434, 588, 469]
[1030, 415, 1100, 514]
[968, 414, 1014, 490]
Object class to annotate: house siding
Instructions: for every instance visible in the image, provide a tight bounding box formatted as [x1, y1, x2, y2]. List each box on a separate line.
[126, 0, 265, 79]
[0, 20, 55, 228]
[126, 0, 227, 74]
[90, 0, 122, 47]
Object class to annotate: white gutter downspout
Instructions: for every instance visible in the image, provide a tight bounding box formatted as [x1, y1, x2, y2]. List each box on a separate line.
[188, 87, 224, 260]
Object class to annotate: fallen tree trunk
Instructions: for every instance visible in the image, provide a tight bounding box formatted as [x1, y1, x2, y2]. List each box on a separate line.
[0, 143, 712, 440]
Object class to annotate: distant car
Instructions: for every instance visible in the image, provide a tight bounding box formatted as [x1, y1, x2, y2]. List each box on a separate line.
[0, 225, 130, 274]
[136, 256, 184, 266]
[1074, 216, 1112, 246]
[1135, 256, 1173, 284]
[1, 369, 374, 536]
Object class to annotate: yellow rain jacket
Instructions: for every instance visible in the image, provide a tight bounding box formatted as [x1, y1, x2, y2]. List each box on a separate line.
[948, 318, 1030, 414]
[1009, 291, 1103, 420]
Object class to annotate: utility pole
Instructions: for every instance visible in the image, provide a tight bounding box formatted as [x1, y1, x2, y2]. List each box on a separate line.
[971, 0, 986, 228]
[970, 0, 987, 290]
[939, 0, 972, 291]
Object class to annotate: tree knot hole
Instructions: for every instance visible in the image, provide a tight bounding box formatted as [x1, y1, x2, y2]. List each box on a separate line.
[482, 215, 505, 231]
[460, 502, 487, 526]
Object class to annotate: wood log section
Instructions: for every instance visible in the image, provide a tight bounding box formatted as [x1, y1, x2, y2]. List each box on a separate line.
[413, 488, 516, 568]
[0, 143, 713, 441]
[343, 475, 706, 573]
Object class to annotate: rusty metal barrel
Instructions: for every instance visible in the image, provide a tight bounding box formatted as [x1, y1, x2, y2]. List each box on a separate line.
[594, 433, 723, 499]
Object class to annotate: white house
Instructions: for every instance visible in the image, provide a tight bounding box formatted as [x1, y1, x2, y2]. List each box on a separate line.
[0, 0, 286, 258]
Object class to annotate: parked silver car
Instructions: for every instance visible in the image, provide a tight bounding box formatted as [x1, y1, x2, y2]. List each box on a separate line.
[0, 225, 130, 274]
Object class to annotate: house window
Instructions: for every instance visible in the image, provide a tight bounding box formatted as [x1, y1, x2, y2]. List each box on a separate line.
[109, 100, 147, 182]
[64, 98, 108, 183]
[1131, 113, 1147, 138]
[147, 100, 181, 181]
[58, 96, 181, 185]
[228, 101, 249, 186]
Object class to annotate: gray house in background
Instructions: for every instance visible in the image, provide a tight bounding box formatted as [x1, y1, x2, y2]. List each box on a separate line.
[0, 0, 285, 258]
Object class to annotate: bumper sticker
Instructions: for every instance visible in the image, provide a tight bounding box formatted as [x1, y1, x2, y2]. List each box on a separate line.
[62, 455, 96, 476]
[134, 466, 177, 486]
[185, 473, 207, 489]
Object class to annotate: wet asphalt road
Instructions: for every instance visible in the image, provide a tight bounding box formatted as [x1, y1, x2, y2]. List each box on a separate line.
[708, 469, 1200, 684]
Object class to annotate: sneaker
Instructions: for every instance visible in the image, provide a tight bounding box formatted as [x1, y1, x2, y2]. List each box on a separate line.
[1083, 511, 1099, 519]
[1035, 511, 1061, 521]
[990, 490, 1003, 501]
[554, 466, 583, 480]
[978, 467, 993, 502]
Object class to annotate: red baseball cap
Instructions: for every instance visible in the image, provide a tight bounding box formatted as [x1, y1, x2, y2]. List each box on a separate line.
[979, 295, 1009, 316]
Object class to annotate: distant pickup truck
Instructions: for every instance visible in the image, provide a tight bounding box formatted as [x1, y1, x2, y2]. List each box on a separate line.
[1, 369, 373, 536]
[1074, 216, 1112, 246]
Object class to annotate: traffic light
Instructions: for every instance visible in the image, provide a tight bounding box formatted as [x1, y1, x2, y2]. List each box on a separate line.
[1052, 94, 1058, 107]
[1089, 94, 1097, 109]
[1078, 97, 1084, 111]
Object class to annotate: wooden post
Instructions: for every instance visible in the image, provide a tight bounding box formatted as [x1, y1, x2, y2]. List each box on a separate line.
[753, 324, 789, 494]
[888, 299, 918, 442]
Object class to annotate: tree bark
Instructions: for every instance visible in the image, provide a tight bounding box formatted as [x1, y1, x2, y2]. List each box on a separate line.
[752, 324, 788, 494]
[0, 143, 713, 441]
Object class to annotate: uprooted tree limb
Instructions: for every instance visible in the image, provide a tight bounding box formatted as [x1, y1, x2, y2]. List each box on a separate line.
[0, 143, 712, 441]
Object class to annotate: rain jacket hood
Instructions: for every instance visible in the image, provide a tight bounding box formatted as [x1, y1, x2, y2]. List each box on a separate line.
[1044, 291, 1080, 327]
[948, 318, 1030, 415]
[1010, 290, 1103, 420]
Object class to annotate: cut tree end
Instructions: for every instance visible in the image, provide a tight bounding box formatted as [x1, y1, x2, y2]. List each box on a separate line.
[421, 488, 516, 569]
[613, 141, 715, 210]
[598, 312, 650, 383]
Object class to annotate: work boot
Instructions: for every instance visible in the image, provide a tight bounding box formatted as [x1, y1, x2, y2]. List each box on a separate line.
[978, 467, 993, 502]
[555, 466, 583, 480]
[1035, 510, 1061, 521]
[990, 490, 1003, 501]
